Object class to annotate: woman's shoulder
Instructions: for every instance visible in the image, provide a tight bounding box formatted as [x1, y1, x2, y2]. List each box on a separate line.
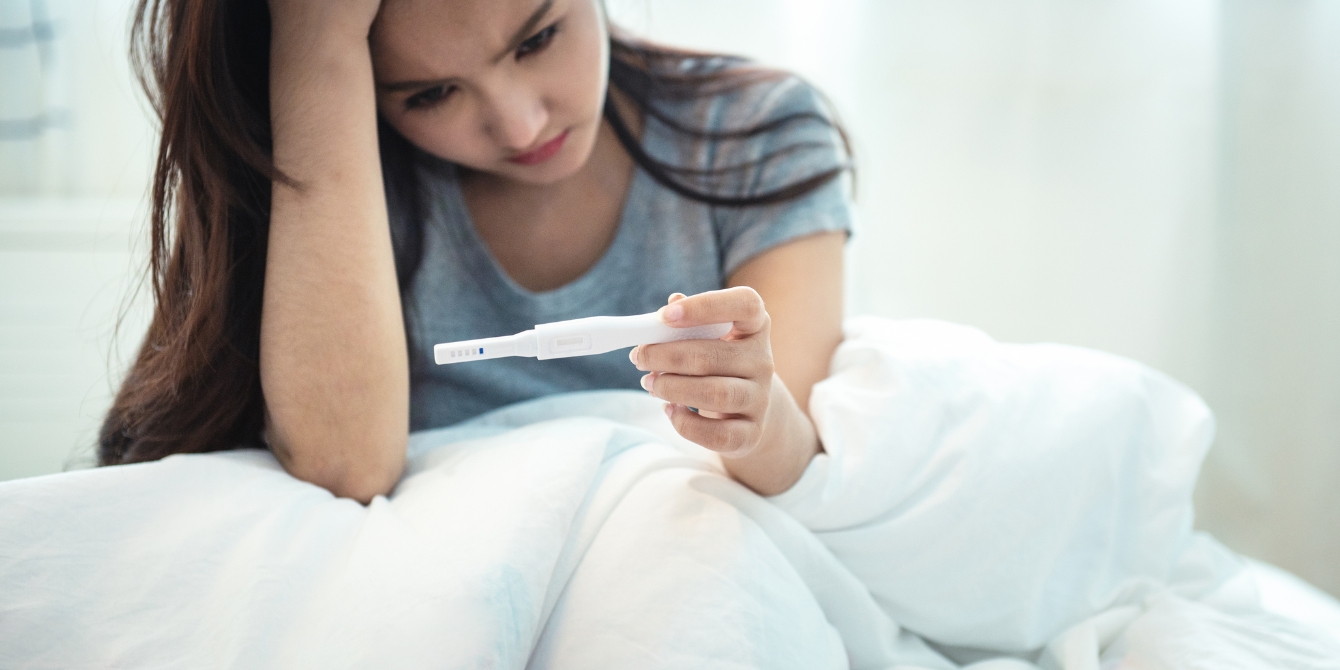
[639, 56, 848, 198]
[653, 57, 837, 138]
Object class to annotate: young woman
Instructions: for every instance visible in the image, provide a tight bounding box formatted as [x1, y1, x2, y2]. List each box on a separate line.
[102, 0, 852, 504]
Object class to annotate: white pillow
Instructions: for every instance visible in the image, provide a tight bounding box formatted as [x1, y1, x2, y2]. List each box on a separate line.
[771, 317, 1239, 652]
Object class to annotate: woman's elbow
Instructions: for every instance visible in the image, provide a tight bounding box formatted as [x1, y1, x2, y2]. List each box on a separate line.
[271, 433, 406, 504]
[325, 460, 403, 505]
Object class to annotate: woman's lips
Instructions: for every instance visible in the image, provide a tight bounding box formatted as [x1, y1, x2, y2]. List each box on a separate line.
[507, 130, 569, 166]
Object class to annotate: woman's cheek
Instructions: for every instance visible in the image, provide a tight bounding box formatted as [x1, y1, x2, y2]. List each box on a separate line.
[395, 108, 493, 167]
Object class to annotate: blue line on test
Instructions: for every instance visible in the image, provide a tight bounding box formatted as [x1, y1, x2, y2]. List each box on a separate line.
[479, 347, 484, 354]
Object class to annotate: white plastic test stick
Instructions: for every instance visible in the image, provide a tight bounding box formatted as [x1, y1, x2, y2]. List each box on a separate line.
[434, 312, 732, 365]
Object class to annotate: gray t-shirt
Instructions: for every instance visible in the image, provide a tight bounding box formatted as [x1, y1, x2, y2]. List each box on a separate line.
[387, 72, 853, 431]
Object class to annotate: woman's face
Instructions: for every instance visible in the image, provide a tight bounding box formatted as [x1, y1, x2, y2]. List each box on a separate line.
[370, 0, 609, 186]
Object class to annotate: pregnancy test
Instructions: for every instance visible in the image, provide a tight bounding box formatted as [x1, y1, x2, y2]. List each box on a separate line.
[434, 311, 732, 364]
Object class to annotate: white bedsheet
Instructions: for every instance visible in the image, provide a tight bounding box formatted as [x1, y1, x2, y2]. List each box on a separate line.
[1, 317, 1337, 669]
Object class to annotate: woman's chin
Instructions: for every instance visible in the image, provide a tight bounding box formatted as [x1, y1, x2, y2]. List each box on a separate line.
[477, 147, 593, 187]
[494, 160, 584, 186]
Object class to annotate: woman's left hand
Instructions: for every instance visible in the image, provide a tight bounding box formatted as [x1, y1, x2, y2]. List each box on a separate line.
[630, 287, 822, 495]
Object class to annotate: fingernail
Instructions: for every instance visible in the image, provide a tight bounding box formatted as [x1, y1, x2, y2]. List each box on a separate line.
[640, 373, 654, 395]
[664, 303, 683, 323]
[628, 346, 638, 366]
[663, 403, 675, 418]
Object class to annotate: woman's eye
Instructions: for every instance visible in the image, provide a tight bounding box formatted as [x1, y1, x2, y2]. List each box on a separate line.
[405, 85, 455, 110]
[516, 23, 559, 58]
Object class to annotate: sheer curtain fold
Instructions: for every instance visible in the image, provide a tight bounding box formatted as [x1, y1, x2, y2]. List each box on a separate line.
[1196, 0, 1340, 597]
[0, 0, 72, 194]
[0, 0, 150, 197]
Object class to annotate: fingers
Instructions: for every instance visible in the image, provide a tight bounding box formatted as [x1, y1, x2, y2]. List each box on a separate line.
[631, 338, 770, 379]
[664, 403, 760, 455]
[643, 373, 763, 417]
[646, 289, 774, 456]
[660, 286, 768, 337]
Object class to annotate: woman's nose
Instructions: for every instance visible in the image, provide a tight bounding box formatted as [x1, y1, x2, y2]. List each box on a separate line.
[482, 85, 548, 152]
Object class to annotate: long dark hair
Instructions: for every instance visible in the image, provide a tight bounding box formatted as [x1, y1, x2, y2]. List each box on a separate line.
[100, 0, 853, 466]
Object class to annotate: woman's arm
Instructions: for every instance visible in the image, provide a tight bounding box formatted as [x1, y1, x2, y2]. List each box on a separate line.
[727, 231, 845, 415]
[632, 231, 844, 496]
[720, 230, 843, 494]
[261, 1, 407, 504]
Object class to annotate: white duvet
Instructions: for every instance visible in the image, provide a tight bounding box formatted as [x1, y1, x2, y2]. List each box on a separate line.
[2, 317, 1338, 669]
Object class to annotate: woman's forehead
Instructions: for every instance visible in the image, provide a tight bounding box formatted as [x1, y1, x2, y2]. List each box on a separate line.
[372, 0, 564, 77]
[375, 0, 553, 46]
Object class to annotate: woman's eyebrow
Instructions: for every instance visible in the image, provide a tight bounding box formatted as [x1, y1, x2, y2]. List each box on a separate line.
[376, 0, 555, 93]
[378, 77, 451, 93]
[492, 0, 555, 63]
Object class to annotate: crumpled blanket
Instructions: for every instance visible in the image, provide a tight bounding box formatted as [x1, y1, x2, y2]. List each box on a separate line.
[1, 317, 1336, 669]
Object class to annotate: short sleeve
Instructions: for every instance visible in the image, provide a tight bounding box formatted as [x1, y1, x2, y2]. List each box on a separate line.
[710, 77, 855, 278]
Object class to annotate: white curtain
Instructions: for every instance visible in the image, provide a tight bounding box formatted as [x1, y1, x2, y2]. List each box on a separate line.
[0, 0, 72, 194]
[0, 0, 151, 483]
[1199, 0, 1340, 599]
[609, 0, 1340, 596]
[0, 0, 151, 197]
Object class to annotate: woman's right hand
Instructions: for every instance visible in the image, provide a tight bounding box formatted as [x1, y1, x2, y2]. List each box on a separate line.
[267, 0, 384, 43]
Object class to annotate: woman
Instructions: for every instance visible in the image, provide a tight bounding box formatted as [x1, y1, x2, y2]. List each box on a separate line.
[102, 0, 852, 504]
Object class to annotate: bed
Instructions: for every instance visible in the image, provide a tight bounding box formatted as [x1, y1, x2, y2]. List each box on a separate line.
[2, 318, 1338, 669]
